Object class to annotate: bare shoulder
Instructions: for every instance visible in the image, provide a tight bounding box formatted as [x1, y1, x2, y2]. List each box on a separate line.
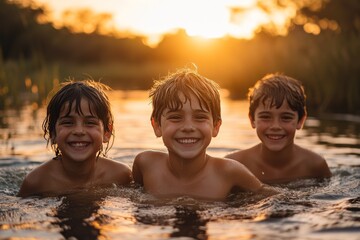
[225, 144, 260, 164]
[98, 157, 132, 185]
[17, 160, 59, 197]
[211, 156, 263, 191]
[224, 150, 243, 160]
[101, 157, 131, 172]
[132, 150, 168, 185]
[296, 145, 332, 177]
[212, 156, 257, 179]
[25, 160, 59, 182]
[134, 150, 168, 167]
[297, 145, 326, 163]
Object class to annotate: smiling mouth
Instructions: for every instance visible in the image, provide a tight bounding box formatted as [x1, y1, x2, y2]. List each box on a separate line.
[266, 135, 285, 140]
[68, 142, 90, 147]
[176, 138, 199, 144]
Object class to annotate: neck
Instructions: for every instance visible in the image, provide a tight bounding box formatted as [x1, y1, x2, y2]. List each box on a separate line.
[60, 157, 97, 182]
[167, 152, 208, 179]
[259, 144, 295, 167]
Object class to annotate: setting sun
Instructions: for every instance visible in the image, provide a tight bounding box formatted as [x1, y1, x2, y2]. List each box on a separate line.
[33, 0, 298, 47]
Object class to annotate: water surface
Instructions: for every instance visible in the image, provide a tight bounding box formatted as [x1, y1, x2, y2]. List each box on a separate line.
[0, 90, 359, 239]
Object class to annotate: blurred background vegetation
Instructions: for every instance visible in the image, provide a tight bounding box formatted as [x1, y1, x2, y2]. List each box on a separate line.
[0, 0, 359, 115]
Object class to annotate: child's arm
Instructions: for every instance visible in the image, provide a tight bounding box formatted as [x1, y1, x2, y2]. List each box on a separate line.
[132, 153, 145, 185]
[313, 155, 332, 178]
[224, 159, 263, 191]
[302, 147, 332, 178]
[228, 160, 280, 197]
[113, 162, 133, 186]
[104, 158, 133, 185]
[17, 174, 38, 197]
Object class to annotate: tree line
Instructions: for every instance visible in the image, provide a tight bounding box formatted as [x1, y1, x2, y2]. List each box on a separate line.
[0, 0, 359, 115]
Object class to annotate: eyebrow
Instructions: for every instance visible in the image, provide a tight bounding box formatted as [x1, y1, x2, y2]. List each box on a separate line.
[281, 112, 297, 116]
[257, 110, 296, 115]
[165, 107, 210, 114]
[59, 114, 99, 119]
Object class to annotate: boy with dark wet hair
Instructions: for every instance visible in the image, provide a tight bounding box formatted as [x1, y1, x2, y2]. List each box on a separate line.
[18, 80, 132, 197]
[225, 73, 331, 184]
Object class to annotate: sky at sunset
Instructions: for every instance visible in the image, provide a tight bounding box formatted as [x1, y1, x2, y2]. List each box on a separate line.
[33, 0, 298, 46]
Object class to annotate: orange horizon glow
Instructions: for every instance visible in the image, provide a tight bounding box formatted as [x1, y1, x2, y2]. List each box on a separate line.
[28, 0, 329, 47]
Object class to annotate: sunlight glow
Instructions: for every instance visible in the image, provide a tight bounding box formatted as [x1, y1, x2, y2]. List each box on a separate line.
[33, 0, 299, 47]
[304, 22, 321, 35]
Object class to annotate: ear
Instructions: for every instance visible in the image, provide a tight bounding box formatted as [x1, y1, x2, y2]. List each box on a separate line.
[296, 114, 307, 130]
[151, 117, 162, 137]
[249, 114, 256, 129]
[212, 119, 222, 137]
[103, 124, 113, 143]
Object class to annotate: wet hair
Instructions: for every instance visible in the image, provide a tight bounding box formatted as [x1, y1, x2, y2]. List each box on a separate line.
[248, 73, 307, 121]
[42, 79, 114, 157]
[150, 67, 221, 125]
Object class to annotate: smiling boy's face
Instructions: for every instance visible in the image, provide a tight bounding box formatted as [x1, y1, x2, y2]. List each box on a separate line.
[152, 93, 221, 160]
[250, 98, 305, 152]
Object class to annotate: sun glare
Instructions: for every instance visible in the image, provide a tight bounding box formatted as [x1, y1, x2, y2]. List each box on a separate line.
[112, 0, 234, 44]
[34, 0, 298, 47]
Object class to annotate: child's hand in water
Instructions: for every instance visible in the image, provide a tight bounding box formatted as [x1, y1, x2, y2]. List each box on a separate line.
[257, 184, 281, 198]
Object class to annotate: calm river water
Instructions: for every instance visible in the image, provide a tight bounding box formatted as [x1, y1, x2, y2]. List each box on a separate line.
[0, 90, 359, 240]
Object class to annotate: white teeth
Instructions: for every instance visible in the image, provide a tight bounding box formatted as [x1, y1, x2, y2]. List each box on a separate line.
[178, 138, 198, 144]
[267, 135, 284, 140]
[69, 142, 88, 147]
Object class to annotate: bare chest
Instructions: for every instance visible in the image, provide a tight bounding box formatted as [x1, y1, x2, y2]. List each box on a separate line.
[253, 160, 308, 183]
[143, 171, 231, 200]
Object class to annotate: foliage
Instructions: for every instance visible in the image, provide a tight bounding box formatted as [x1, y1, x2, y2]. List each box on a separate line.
[0, 0, 359, 115]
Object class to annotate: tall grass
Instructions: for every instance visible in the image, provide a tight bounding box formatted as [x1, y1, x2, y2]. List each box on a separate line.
[0, 53, 58, 109]
[221, 31, 360, 115]
[0, 31, 359, 115]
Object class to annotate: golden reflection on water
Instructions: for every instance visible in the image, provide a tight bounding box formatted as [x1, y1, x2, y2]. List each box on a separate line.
[108, 90, 164, 150]
[252, 212, 268, 222]
[3, 89, 351, 162]
[107, 90, 256, 153]
[94, 196, 140, 238]
[1, 90, 360, 240]
[1, 89, 328, 159]
[207, 221, 255, 240]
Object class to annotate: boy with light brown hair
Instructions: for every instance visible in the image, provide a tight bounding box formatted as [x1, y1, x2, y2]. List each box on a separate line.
[225, 73, 332, 184]
[132, 67, 266, 200]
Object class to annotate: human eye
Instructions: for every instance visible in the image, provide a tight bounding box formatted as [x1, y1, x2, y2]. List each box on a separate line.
[194, 113, 210, 121]
[258, 113, 271, 120]
[167, 114, 182, 122]
[58, 117, 73, 126]
[281, 114, 296, 122]
[85, 117, 100, 126]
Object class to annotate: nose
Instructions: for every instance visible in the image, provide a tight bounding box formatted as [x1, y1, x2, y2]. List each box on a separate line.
[182, 125, 195, 132]
[73, 123, 85, 135]
[270, 118, 281, 130]
[181, 118, 195, 132]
